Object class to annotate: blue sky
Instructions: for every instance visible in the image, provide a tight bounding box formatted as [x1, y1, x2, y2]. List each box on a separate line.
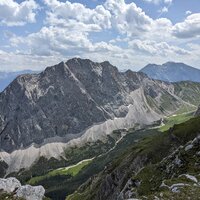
[0, 0, 200, 71]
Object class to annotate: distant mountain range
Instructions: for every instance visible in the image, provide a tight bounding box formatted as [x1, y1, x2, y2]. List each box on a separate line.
[1, 58, 200, 200]
[1, 62, 199, 93]
[0, 70, 38, 92]
[0, 58, 200, 172]
[140, 62, 200, 82]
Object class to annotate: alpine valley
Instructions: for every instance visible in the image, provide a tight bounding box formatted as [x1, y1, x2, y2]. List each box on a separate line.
[0, 58, 200, 200]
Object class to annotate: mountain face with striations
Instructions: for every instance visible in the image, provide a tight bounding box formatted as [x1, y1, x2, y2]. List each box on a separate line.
[0, 58, 200, 174]
[140, 62, 200, 82]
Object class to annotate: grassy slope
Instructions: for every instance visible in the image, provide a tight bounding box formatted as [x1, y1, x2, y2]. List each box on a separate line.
[28, 159, 92, 185]
[7, 109, 197, 200]
[135, 119, 200, 199]
[8, 134, 118, 184]
[67, 116, 200, 200]
[159, 111, 194, 132]
[27, 128, 159, 200]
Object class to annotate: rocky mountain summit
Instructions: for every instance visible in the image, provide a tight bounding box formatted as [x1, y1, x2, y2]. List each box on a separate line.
[0, 59, 192, 151]
[0, 58, 200, 174]
[140, 62, 200, 82]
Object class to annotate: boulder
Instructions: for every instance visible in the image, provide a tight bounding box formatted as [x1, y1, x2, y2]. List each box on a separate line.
[16, 185, 45, 200]
[0, 177, 21, 193]
[0, 177, 45, 200]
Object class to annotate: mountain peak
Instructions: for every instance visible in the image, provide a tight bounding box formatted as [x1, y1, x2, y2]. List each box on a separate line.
[162, 61, 191, 68]
[140, 62, 200, 82]
[0, 58, 178, 153]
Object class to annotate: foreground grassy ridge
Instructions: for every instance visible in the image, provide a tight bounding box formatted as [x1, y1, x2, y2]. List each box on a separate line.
[159, 111, 194, 132]
[135, 132, 200, 199]
[144, 186, 200, 200]
[67, 116, 200, 200]
[28, 159, 92, 185]
[126, 116, 200, 199]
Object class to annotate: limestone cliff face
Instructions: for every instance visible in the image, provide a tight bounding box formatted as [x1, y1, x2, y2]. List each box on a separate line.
[0, 58, 196, 153]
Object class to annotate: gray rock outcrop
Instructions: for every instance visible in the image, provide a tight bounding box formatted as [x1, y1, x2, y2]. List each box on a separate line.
[16, 185, 45, 200]
[0, 177, 21, 193]
[0, 177, 45, 200]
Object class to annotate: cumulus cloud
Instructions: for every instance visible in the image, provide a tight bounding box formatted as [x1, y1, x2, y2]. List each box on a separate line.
[164, 0, 173, 4]
[185, 11, 192, 15]
[43, 0, 111, 30]
[10, 25, 122, 58]
[43, 0, 171, 38]
[0, 0, 199, 71]
[0, 0, 39, 26]
[158, 6, 168, 13]
[143, 0, 173, 5]
[129, 40, 190, 56]
[104, 0, 152, 36]
[143, 0, 161, 4]
[0, 49, 62, 71]
[172, 14, 200, 38]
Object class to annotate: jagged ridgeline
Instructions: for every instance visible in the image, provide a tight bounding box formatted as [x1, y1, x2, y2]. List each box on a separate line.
[0, 58, 200, 200]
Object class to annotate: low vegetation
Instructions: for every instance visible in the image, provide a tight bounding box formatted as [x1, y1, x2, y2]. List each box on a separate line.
[28, 159, 92, 185]
[159, 111, 194, 132]
[67, 116, 200, 200]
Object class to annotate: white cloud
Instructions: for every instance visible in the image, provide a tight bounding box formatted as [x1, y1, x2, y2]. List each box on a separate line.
[104, 0, 152, 36]
[143, 0, 161, 4]
[129, 39, 190, 56]
[44, 0, 168, 38]
[9, 25, 122, 58]
[158, 6, 168, 13]
[0, 49, 62, 71]
[143, 0, 173, 5]
[43, 0, 173, 40]
[185, 10, 192, 15]
[0, 0, 199, 71]
[0, 0, 39, 26]
[172, 14, 200, 38]
[43, 0, 111, 31]
[164, 0, 173, 4]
